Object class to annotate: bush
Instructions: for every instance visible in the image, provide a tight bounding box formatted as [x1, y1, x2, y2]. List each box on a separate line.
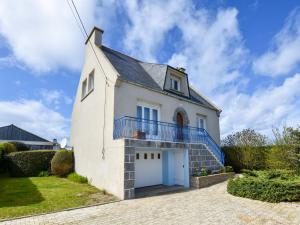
[222, 146, 271, 172]
[51, 150, 74, 177]
[10, 142, 30, 151]
[200, 168, 207, 176]
[225, 166, 234, 172]
[0, 145, 4, 172]
[67, 172, 88, 183]
[2, 143, 17, 154]
[6, 150, 57, 177]
[38, 170, 49, 177]
[227, 170, 300, 202]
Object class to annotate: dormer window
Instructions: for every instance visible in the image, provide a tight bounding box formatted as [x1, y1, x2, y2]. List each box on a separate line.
[170, 76, 181, 91]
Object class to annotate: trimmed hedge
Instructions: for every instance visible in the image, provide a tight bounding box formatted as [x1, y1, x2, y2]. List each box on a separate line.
[51, 150, 74, 177]
[6, 150, 57, 177]
[222, 146, 271, 172]
[227, 170, 300, 202]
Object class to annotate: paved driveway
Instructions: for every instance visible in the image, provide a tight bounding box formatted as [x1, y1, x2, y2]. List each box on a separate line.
[2, 181, 300, 225]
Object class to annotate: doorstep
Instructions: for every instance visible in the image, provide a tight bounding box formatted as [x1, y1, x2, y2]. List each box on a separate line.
[135, 185, 186, 198]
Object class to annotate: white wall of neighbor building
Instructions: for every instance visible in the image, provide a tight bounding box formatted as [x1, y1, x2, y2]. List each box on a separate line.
[70, 30, 126, 199]
[114, 81, 221, 145]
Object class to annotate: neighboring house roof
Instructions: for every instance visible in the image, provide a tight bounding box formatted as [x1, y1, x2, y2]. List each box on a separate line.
[0, 124, 51, 143]
[101, 45, 220, 112]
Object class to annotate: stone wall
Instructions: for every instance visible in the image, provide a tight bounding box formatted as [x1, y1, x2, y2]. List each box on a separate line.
[123, 139, 223, 199]
[190, 172, 235, 188]
[189, 144, 222, 176]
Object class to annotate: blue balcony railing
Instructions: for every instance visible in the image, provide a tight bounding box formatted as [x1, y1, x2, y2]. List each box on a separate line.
[113, 116, 224, 165]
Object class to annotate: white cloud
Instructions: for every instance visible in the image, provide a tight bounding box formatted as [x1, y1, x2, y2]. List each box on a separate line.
[0, 0, 99, 73]
[0, 99, 69, 140]
[40, 89, 73, 109]
[219, 74, 300, 137]
[253, 8, 300, 76]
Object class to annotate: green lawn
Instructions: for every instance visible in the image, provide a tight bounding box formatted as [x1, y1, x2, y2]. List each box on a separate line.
[0, 176, 117, 220]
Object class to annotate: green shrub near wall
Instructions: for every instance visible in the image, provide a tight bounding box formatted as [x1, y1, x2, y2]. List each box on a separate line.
[6, 150, 57, 177]
[227, 170, 300, 202]
[0, 144, 4, 172]
[222, 146, 271, 172]
[51, 150, 74, 177]
[9, 142, 30, 151]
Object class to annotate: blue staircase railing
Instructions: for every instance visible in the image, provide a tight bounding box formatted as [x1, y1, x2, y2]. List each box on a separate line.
[113, 116, 224, 165]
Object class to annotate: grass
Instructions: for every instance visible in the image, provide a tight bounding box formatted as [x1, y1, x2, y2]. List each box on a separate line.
[0, 175, 117, 220]
[67, 172, 88, 183]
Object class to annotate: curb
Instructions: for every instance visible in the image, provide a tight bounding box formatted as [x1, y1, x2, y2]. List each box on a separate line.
[0, 199, 121, 223]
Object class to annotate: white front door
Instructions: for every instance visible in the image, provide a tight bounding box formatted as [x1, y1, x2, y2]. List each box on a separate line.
[135, 150, 162, 188]
[174, 150, 184, 185]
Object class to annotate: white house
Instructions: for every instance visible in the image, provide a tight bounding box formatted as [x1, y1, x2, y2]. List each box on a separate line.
[71, 27, 224, 200]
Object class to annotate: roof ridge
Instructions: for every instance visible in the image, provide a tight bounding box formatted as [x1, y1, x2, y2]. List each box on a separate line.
[101, 45, 143, 63]
[0, 124, 50, 142]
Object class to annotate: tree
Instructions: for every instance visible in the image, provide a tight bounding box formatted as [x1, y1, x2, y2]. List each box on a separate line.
[269, 126, 300, 173]
[222, 129, 268, 147]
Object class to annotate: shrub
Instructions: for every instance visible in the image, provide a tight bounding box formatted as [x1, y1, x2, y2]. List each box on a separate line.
[38, 170, 49, 177]
[0, 144, 4, 172]
[67, 172, 88, 183]
[200, 168, 207, 176]
[227, 170, 300, 202]
[2, 143, 17, 154]
[10, 142, 30, 151]
[6, 150, 57, 177]
[51, 150, 74, 177]
[225, 166, 234, 172]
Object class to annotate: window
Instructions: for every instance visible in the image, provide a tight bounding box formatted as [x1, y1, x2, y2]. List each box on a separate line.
[171, 76, 180, 91]
[157, 153, 161, 159]
[136, 103, 159, 135]
[144, 153, 148, 159]
[136, 153, 139, 160]
[151, 153, 154, 159]
[88, 71, 94, 92]
[197, 115, 207, 130]
[81, 79, 87, 99]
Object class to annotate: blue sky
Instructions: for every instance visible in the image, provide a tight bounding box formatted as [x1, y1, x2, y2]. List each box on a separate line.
[1, 0, 300, 141]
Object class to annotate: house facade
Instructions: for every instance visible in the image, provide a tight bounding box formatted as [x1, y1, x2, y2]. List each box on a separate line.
[71, 27, 224, 200]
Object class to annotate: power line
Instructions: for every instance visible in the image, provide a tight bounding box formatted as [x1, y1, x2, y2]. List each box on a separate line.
[66, 0, 109, 83]
[66, 0, 109, 159]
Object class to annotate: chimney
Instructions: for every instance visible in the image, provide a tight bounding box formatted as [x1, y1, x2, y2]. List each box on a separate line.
[85, 26, 104, 47]
[177, 67, 186, 73]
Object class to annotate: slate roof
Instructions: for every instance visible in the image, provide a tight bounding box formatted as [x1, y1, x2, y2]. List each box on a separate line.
[0, 124, 50, 142]
[101, 45, 220, 111]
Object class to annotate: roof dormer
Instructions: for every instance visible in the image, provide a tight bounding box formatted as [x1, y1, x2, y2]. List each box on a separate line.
[164, 66, 190, 98]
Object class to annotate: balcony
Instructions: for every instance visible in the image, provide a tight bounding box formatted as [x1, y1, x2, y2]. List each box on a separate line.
[113, 116, 224, 164]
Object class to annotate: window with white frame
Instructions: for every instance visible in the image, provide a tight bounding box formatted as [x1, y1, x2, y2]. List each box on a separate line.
[88, 71, 94, 92]
[136, 102, 160, 135]
[170, 76, 181, 91]
[81, 79, 87, 99]
[197, 115, 207, 130]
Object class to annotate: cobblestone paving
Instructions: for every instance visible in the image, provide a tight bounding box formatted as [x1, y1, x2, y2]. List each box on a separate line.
[2, 181, 300, 225]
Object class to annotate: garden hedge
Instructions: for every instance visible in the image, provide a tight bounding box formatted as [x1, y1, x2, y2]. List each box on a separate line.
[222, 146, 271, 172]
[227, 170, 300, 202]
[51, 150, 74, 177]
[6, 150, 57, 177]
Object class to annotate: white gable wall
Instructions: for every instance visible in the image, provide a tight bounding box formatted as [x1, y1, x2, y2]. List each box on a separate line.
[70, 33, 126, 199]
